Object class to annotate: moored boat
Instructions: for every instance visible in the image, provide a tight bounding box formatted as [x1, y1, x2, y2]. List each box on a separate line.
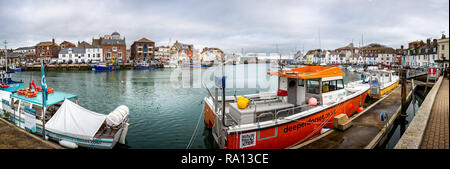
[0, 70, 24, 93]
[347, 66, 355, 72]
[92, 62, 119, 71]
[2, 89, 130, 149]
[356, 67, 365, 73]
[367, 69, 399, 99]
[203, 66, 369, 149]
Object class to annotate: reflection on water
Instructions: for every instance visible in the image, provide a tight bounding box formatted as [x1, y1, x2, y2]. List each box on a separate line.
[13, 64, 361, 149]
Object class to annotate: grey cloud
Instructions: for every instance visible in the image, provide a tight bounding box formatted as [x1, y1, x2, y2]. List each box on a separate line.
[0, 0, 448, 54]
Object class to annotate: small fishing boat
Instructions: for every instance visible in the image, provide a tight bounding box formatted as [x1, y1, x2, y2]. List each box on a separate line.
[2, 88, 130, 149]
[367, 69, 399, 99]
[134, 62, 156, 69]
[0, 70, 24, 93]
[92, 62, 119, 71]
[347, 66, 355, 72]
[200, 61, 214, 68]
[367, 66, 378, 71]
[356, 67, 365, 73]
[8, 65, 22, 72]
[203, 66, 369, 149]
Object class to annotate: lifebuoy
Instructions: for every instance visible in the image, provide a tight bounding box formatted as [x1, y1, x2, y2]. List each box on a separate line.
[17, 89, 28, 95]
[25, 91, 38, 97]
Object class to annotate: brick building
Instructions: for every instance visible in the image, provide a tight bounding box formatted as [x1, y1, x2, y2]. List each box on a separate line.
[35, 38, 60, 63]
[60, 41, 76, 49]
[130, 38, 155, 61]
[100, 32, 126, 63]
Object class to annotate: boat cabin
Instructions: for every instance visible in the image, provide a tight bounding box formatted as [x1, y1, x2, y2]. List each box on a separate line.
[6, 91, 78, 128]
[368, 69, 395, 87]
[273, 66, 346, 107]
[227, 66, 347, 125]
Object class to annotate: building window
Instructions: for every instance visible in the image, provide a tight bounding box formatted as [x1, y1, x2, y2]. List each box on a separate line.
[442, 45, 445, 51]
[112, 47, 117, 52]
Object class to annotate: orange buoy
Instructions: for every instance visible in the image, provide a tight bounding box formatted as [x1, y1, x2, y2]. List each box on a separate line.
[36, 86, 42, 91]
[25, 91, 37, 97]
[357, 107, 364, 113]
[308, 97, 318, 106]
[17, 89, 28, 95]
[48, 88, 54, 93]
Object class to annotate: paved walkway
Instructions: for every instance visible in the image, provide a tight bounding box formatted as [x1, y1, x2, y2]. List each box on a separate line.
[420, 79, 449, 149]
[295, 85, 411, 149]
[0, 118, 61, 149]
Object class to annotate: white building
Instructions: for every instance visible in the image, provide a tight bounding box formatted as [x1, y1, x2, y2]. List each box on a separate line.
[14, 46, 35, 54]
[437, 34, 449, 68]
[58, 47, 102, 64]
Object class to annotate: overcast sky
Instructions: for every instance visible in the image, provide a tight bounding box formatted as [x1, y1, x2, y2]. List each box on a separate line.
[0, 0, 448, 54]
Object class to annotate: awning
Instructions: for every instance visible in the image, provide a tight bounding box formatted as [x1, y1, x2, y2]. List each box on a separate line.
[45, 99, 106, 139]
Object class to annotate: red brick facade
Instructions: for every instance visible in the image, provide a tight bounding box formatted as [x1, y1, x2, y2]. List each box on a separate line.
[60, 41, 76, 49]
[102, 44, 126, 62]
[35, 38, 60, 62]
[131, 38, 155, 61]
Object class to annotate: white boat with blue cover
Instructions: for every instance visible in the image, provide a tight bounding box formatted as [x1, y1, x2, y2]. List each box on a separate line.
[2, 90, 130, 149]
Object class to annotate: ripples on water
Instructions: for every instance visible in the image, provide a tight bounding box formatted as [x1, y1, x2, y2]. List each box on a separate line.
[14, 64, 361, 149]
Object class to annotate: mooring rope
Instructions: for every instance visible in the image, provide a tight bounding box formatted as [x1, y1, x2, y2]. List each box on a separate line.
[186, 102, 204, 149]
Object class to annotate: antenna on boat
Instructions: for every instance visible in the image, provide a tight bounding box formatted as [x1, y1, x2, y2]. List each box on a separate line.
[3, 40, 7, 73]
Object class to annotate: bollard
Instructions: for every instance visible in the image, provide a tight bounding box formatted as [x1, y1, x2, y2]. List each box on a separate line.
[400, 68, 407, 117]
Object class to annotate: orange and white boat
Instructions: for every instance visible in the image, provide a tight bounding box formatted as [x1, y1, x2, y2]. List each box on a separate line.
[203, 66, 370, 149]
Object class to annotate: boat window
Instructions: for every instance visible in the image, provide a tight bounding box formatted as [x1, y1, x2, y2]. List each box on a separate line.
[322, 81, 330, 93]
[337, 79, 344, 90]
[298, 79, 304, 86]
[31, 104, 43, 118]
[329, 80, 337, 91]
[307, 79, 320, 94]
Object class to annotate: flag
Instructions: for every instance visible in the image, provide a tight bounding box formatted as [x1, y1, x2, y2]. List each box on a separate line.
[31, 79, 37, 91]
[40, 61, 48, 107]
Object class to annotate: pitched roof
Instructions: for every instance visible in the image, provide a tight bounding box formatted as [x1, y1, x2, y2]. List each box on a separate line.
[102, 39, 126, 45]
[60, 41, 75, 45]
[36, 41, 59, 47]
[172, 41, 192, 50]
[79, 41, 92, 46]
[15, 46, 35, 50]
[135, 38, 154, 43]
[59, 47, 86, 54]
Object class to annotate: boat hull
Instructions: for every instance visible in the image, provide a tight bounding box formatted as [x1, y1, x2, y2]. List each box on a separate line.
[369, 80, 399, 99]
[204, 102, 215, 128]
[8, 113, 124, 149]
[92, 65, 119, 71]
[224, 91, 368, 149]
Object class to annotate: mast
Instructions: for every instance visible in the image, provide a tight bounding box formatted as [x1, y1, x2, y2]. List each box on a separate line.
[4, 40, 7, 72]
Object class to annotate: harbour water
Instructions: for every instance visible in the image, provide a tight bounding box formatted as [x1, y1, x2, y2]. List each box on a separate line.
[13, 64, 362, 149]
